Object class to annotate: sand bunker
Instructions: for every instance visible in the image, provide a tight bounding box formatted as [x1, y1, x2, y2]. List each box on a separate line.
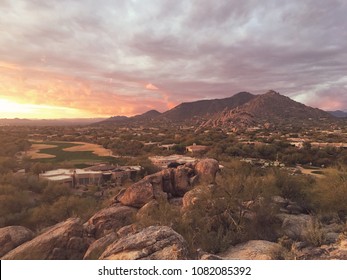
[27, 144, 57, 159]
[63, 142, 113, 156]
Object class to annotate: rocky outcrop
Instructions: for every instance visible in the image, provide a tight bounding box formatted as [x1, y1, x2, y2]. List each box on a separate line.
[272, 196, 305, 215]
[85, 204, 137, 239]
[0, 226, 34, 257]
[182, 186, 206, 209]
[197, 249, 223, 260]
[116, 159, 219, 208]
[195, 159, 220, 183]
[294, 236, 347, 260]
[99, 226, 189, 260]
[277, 214, 313, 240]
[2, 218, 89, 260]
[219, 240, 287, 260]
[136, 200, 160, 221]
[116, 177, 160, 208]
[83, 232, 118, 260]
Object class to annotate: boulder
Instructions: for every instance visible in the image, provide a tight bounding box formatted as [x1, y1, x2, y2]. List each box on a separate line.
[83, 232, 118, 260]
[197, 249, 223, 260]
[115, 159, 220, 208]
[182, 186, 207, 209]
[0, 226, 34, 257]
[117, 224, 139, 238]
[117, 180, 154, 208]
[136, 200, 159, 221]
[85, 204, 137, 238]
[277, 214, 313, 240]
[219, 240, 286, 260]
[173, 165, 195, 196]
[328, 238, 347, 259]
[99, 226, 189, 260]
[271, 196, 289, 207]
[194, 159, 219, 183]
[2, 218, 88, 260]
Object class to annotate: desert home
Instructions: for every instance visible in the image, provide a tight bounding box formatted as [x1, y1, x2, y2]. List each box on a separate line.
[149, 154, 196, 169]
[186, 143, 209, 153]
[39, 164, 142, 187]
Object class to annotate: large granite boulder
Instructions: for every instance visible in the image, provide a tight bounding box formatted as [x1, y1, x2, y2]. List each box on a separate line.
[182, 185, 214, 210]
[83, 232, 118, 260]
[85, 204, 137, 238]
[99, 226, 189, 260]
[0, 226, 34, 257]
[2, 218, 89, 260]
[194, 159, 219, 183]
[219, 240, 287, 260]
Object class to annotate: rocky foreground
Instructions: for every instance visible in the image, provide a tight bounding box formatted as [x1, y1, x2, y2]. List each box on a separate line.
[1, 159, 346, 260]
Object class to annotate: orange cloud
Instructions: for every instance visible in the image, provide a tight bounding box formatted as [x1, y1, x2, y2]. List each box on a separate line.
[0, 61, 173, 118]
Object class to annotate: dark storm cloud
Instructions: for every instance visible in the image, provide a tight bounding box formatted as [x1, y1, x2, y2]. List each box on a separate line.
[0, 0, 346, 116]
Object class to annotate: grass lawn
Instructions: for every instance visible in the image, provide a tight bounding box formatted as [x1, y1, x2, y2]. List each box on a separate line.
[31, 141, 119, 165]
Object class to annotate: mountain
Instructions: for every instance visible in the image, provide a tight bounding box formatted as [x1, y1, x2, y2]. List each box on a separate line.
[133, 110, 161, 120]
[328, 110, 347, 118]
[97, 92, 255, 125]
[202, 90, 333, 129]
[97, 90, 336, 128]
[161, 92, 255, 121]
[96, 110, 161, 125]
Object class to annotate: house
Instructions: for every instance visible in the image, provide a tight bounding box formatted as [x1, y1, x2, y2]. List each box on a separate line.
[186, 143, 208, 153]
[149, 155, 196, 169]
[85, 164, 142, 185]
[39, 169, 102, 187]
[40, 164, 142, 187]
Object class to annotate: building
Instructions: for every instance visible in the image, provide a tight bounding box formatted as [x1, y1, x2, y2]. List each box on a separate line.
[186, 143, 209, 153]
[40, 164, 142, 187]
[149, 154, 196, 169]
[86, 164, 142, 185]
[39, 169, 102, 187]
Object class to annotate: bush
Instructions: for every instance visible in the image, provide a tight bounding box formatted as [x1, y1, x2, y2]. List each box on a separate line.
[310, 167, 347, 220]
[303, 217, 326, 246]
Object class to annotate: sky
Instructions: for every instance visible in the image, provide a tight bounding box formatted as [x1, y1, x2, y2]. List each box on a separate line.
[1, 0, 347, 119]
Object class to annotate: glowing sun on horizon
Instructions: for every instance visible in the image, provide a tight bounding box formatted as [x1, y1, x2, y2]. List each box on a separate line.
[0, 98, 87, 119]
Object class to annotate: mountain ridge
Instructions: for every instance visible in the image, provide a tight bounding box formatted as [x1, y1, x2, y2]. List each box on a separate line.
[96, 90, 336, 128]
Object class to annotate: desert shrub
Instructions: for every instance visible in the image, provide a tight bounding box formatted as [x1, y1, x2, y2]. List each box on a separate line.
[244, 200, 281, 241]
[25, 196, 99, 230]
[41, 182, 72, 203]
[310, 167, 347, 220]
[179, 185, 245, 254]
[0, 183, 32, 227]
[303, 217, 326, 246]
[272, 169, 314, 208]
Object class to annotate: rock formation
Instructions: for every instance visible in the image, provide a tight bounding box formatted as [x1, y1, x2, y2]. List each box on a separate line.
[194, 158, 220, 183]
[116, 159, 219, 208]
[2, 218, 89, 260]
[219, 240, 287, 260]
[0, 226, 34, 257]
[84, 204, 137, 239]
[83, 232, 118, 260]
[99, 226, 189, 260]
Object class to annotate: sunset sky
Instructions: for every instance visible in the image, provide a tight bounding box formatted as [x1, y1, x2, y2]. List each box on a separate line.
[1, 0, 347, 119]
